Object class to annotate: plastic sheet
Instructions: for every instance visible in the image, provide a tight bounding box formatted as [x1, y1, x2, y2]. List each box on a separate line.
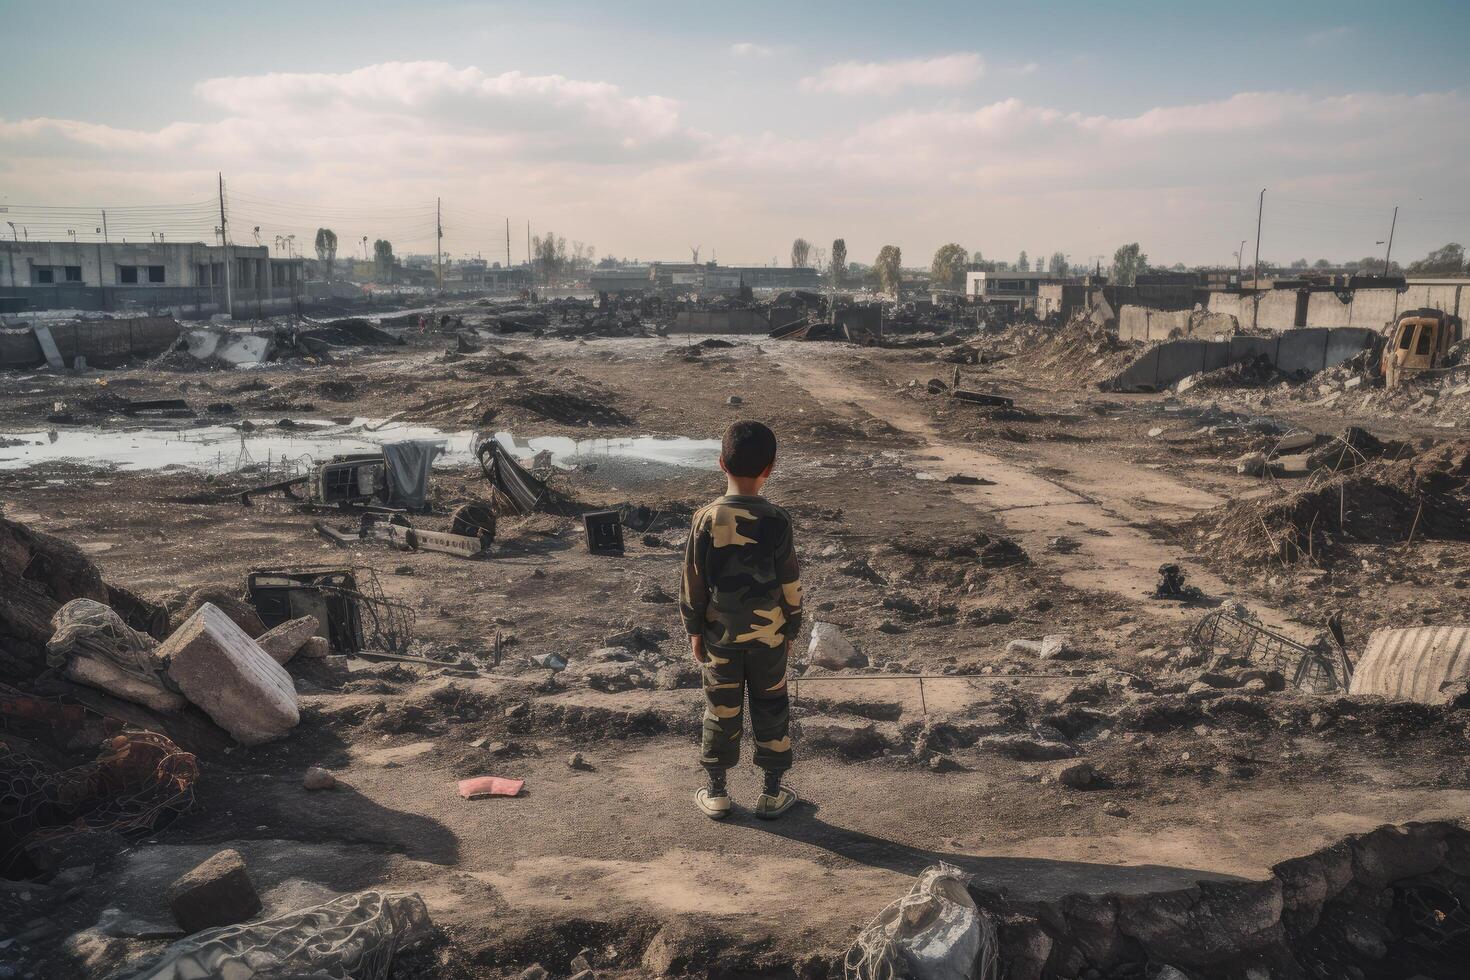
[130, 890, 432, 980]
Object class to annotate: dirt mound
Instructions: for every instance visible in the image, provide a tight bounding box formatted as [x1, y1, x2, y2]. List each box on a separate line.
[1178, 353, 1286, 392]
[403, 376, 630, 429]
[1192, 440, 1470, 568]
[997, 322, 1139, 388]
[504, 383, 631, 426]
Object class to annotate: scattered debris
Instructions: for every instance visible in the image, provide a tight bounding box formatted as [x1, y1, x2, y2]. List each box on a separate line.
[166, 849, 262, 934]
[845, 864, 998, 980]
[582, 509, 625, 555]
[457, 776, 525, 799]
[1152, 563, 1206, 603]
[1348, 625, 1470, 704]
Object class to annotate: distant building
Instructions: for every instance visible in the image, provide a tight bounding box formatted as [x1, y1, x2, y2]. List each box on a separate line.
[965, 270, 1077, 309]
[590, 268, 653, 294]
[647, 262, 819, 293]
[0, 239, 304, 315]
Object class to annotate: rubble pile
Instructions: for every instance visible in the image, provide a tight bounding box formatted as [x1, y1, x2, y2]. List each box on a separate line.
[0, 515, 169, 678]
[403, 375, 631, 428]
[992, 321, 1138, 389]
[1192, 439, 1470, 568]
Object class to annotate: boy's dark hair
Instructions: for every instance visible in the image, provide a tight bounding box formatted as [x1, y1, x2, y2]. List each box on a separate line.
[721, 420, 777, 477]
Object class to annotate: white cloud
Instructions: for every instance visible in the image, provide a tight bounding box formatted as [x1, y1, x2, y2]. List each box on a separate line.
[730, 42, 774, 58]
[0, 63, 1465, 267]
[800, 53, 984, 95]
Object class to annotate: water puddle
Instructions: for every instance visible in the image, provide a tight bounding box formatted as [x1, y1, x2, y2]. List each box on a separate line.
[0, 419, 720, 473]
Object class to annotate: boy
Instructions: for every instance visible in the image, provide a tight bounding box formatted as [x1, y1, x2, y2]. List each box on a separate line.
[680, 420, 802, 820]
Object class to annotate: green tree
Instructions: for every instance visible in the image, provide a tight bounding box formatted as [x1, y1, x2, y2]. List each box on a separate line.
[1016, 250, 1030, 272]
[373, 239, 394, 281]
[830, 238, 847, 285]
[1407, 243, 1466, 276]
[1110, 242, 1148, 286]
[929, 243, 968, 290]
[314, 228, 338, 280]
[1312, 258, 1333, 270]
[1047, 252, 1068, 276]
[875, 245, 902, 295]
[790, 238, 812, 268]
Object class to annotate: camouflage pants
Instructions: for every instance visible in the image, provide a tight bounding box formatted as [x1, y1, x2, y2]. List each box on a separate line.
[700, 644, 791, 773]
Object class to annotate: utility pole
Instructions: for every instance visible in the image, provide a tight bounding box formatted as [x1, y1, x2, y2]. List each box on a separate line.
[505, 218, 511, 272]
[1236, 239, 1245, 284]
[1251, 188, 1264, 332]
[218, 172, 233, 317]
[435, 197, 443, 288]
[101, 210, 109, 243]
[1382, 206, 1398, 277]
[527, 222, 533, 292]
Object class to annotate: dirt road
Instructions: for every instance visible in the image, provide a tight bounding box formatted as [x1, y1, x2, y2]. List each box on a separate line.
[778, 346, 1311, 637]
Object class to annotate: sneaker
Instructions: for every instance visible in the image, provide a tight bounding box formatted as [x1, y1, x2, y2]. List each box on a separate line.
[754, 783, 797, 820]
[696, 769, 731, 820]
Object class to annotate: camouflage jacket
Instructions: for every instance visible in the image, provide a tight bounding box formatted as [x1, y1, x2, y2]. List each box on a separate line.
[680, 494, 802, 651]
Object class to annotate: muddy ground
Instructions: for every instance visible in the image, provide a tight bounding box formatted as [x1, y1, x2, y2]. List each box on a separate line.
[2, 313, 1468, 979]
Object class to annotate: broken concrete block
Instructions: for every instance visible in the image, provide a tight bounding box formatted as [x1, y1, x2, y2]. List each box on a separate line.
[807, 622, 867, 669]
[255, 615, 320, 664]
[1235, 452, 1267, 476]
[166, 849, 262, 934]
[1054, 760, 1101, 789]
[162, 603, 300, 745]
[643, 922, 708, 976]
[1038, 634, 1071, 659]
[1007, 635, 1073, 659]
[302, 766, 336, 790]
[297, 635, 331, 659]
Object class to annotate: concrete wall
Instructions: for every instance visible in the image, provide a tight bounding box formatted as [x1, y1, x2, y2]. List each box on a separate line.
[1103, 327, 1377, 391]
[0, 284, 300, 318]
[1118, 306, 1239, 342]
[0, 316, 181, 369]
[1209, 284, 1469, 333]
[673, 309, 771, 334]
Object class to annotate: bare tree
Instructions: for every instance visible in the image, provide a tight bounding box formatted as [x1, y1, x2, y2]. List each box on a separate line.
[790, 238, 812, 268]
[1047, 252, 1068, 276]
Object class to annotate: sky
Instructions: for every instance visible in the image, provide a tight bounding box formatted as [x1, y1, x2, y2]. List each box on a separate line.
[2, 0, 1468, 270]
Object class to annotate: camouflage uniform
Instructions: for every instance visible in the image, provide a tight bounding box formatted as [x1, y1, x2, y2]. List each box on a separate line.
[680, 494, 802, 773]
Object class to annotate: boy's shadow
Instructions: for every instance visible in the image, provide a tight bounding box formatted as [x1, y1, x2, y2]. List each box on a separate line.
[740, 801, 1244, 899]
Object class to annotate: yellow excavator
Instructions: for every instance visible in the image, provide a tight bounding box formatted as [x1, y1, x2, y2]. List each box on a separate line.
[1382, 308, 1463, 388]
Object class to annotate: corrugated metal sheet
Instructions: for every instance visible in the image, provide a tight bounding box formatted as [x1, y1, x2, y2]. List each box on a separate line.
[1349, 625, 1470, 704]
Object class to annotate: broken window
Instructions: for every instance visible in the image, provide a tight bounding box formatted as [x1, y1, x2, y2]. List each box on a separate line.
[1398, 324, 1415, 349]
[148, 265, 165, 283]
[1414, 324, 1434, 356]
[119, 265, 138, 284]
[64, 266, 82, 282]
[34, 268, 54, 284]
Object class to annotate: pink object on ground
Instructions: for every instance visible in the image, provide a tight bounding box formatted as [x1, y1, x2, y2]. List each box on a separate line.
[457, 776, 524, 799]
